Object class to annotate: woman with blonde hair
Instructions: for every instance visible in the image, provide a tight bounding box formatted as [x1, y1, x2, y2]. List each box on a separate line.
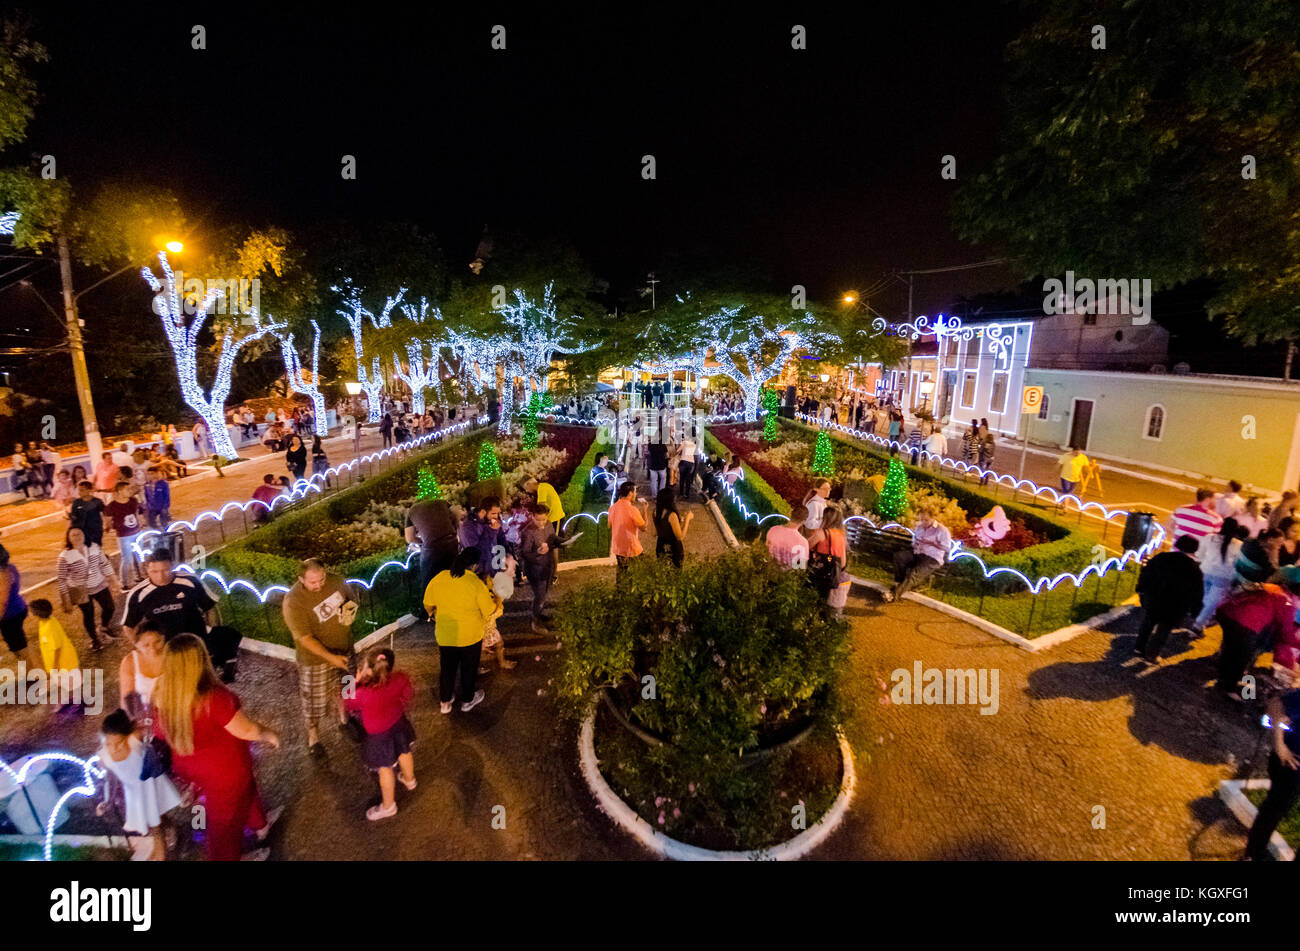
[153, 634, 281, 860]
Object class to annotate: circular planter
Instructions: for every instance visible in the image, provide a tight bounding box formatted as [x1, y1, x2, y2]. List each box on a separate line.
[599, 687, 816, 766]
[578, 700, 856, 861]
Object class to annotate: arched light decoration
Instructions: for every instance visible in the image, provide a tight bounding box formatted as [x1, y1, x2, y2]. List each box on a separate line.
[0, 752, 106, 861]
[130, 418, 477, 557]
[143, 250, 286, 459]
[711, 413, 1167, 595]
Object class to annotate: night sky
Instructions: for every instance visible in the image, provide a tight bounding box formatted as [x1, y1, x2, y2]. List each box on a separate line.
[15, 2, 1026, 313]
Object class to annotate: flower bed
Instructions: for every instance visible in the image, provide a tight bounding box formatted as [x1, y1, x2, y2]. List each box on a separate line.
[206, 423, 594, 646]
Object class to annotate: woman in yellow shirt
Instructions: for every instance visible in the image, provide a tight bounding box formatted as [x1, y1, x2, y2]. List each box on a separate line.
[423, 547, 495, 715]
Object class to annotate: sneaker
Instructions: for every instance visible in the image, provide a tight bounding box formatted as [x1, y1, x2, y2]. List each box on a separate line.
[440, 701, 454, 714]
[879, 590, 895, 604]
[366, 802, 398, 821]
[460, 689, 486, 712]
[399, 775, 417, 791]
[240, 847, 270, 861]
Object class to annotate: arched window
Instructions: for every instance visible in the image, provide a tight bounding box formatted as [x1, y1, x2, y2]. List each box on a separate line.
[1143, 404, 1165, 440]
[1037, 392, 1050, 420]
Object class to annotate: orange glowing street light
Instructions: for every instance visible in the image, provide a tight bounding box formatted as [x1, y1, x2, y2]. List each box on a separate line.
[165, 240, 184, 253]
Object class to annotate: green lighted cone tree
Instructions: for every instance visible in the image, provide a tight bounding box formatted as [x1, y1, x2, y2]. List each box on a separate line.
[415, 465, 442, 500]
[811, 430, 835, 476]
[523, 393, 540, 451]
[876, 458, 908, 521]
[476, 441, 501, 482]
[762, 389, 779, 442]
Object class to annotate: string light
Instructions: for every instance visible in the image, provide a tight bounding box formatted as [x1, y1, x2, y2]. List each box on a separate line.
[811, 430, 835, 477]
[143, 250, 286, 459]
[277, 320, 328, 436]
[130, 418, 476, 556]
[0, 751, 106, 861]
[876, 458, 907, 519]
[333, 281, 407, 422]
[476, 441, 501, 481]
[0, 210, 18, 235]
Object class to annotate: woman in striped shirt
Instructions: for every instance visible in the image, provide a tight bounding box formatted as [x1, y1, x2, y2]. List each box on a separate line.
[57, 526, 119, 651]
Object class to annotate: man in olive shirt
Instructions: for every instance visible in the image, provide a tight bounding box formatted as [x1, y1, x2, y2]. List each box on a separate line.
[282, 558, 359, 758]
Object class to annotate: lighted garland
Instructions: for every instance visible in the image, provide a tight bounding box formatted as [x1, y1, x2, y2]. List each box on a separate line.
[523, 392, 540, 451]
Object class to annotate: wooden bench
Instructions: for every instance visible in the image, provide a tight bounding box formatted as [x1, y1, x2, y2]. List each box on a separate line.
[844, 519, 951, 590]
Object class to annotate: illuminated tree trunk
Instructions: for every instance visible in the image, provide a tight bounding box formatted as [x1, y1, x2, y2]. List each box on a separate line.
[143, 251, 284, 460]
[278, 320, 328, 436]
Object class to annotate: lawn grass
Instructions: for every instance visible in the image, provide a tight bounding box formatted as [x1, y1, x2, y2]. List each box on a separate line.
[1246, 788, 1300, 853]
[559, 434, 616, 562]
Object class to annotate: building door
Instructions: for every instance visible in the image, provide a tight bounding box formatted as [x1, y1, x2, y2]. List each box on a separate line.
[1069, 398, 1094, 450]
[940, 370, 956, 419]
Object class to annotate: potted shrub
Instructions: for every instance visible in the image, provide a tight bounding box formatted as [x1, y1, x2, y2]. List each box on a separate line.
[556, 547, 853, 852]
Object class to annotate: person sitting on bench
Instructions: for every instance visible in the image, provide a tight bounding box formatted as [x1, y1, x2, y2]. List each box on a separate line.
[882, 505, 952, 603]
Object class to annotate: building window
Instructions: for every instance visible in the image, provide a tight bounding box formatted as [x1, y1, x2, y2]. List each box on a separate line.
[989, 372, 1008, 414]
[960, 372, 977, 409]
[963, 341, 978, 368]
[1143, 404, 1164, 440]
[942, 343, 957, 368]
[1037, 392, 1050, 420]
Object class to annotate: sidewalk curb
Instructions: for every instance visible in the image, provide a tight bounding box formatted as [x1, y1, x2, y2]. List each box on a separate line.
[1217, 778, 1295, 861]
[577, 701, 856, 861]
[238, 612, 419, 663]
[706, 498, 740, 549]
[1031, 601, 1139, 651]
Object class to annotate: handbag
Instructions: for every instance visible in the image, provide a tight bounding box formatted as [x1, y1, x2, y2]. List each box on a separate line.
[138, 712, 172, 781]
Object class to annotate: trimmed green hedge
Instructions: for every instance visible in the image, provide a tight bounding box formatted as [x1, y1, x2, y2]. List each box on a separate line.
[703, 429, 791, 542]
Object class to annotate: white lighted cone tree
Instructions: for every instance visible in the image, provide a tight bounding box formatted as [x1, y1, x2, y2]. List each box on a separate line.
[277, 320, 329, 436]
[143, 250, 286, 459]
[334, 281, 406, 422]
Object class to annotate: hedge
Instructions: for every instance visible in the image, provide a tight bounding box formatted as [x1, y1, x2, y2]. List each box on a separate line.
[703, 429, 790, 541]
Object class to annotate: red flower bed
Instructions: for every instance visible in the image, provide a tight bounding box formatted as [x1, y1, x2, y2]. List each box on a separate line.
[710, 424, 814, 504]
[954, 517, 1047, 554]
[538, 424, 596, 493]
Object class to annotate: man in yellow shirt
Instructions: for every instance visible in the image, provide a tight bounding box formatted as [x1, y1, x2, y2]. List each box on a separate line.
[1056, 447, 1090, 495]
[423, 547, 495, 714]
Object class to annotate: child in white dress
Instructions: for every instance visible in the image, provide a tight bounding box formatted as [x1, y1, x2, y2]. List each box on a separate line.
[96, 709, 181, 861]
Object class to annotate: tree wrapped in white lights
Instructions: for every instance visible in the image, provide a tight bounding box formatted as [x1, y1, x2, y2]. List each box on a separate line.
[277, 320, 328, 436]
[143, 250, 285, 459]
[690, 301, 823, 422]
[498, 282, 594, 407]
[392, 340, 442, 416]
[333, 281, 406, 422]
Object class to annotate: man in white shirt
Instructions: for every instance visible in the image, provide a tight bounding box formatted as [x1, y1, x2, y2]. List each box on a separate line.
[1216, 480, 1246, 520]
[923, 428, 948, 472]
[882, 507, 952, 603]
[676, 431, 699, 500]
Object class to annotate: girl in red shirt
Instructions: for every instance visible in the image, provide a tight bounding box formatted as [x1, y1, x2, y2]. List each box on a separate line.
[154, 634, 281, 860]
[345, 647, 416, 820]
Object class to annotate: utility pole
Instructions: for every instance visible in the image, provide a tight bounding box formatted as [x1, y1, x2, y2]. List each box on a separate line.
[58, 234, 103, 464]
[1286, 340, 1296, 382]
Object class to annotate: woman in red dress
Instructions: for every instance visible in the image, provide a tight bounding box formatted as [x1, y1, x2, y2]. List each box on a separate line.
[154, 634, 281, 860]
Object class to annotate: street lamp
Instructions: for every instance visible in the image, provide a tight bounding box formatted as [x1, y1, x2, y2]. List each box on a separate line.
[345, 381, 363, 456]
[165, 240, 184, 254]
[919, 379, 934, 413]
